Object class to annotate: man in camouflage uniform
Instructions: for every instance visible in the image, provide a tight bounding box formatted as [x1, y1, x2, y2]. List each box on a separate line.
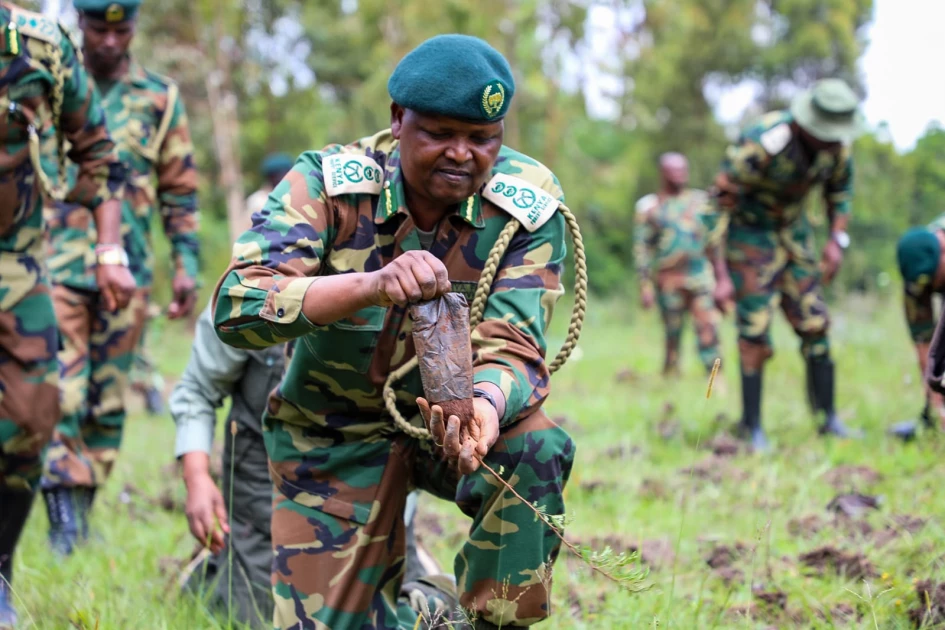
[888, 219, 945, 440]
[41, 0, 199, 555]
[0, 3, 131, 626]
[213, 35, 574, 630]
[710, 79, 866, 450]
[244, 152, 294, 220]
[635, 152, 723, 376]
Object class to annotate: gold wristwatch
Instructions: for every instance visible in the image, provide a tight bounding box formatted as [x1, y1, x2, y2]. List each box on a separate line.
[95, 245, 129, 267]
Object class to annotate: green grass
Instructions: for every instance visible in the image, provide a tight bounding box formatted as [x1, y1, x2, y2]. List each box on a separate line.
[12, 291, 945, 629]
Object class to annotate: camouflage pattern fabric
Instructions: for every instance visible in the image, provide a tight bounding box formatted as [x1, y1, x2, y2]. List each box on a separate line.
[635, 189, 719, 372]
[212, 129, 573, 627]
[46, 59, 199, 290]
[708, 111, 853, 367]
[41, 285, 150, 489]
[0, 5, 123, 490]
[903, 213, 945, 343]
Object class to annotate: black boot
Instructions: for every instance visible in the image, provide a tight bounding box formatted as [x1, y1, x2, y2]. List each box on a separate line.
[889, 400, 936, 442]
[0, 489, 35, 628]
[42, 487, 85, 556]
[807, 357, 861, 438]
[144, 386, 165, 416]
[736, 369, 769, 451]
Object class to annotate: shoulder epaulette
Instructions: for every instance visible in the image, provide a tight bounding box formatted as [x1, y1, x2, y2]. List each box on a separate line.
[759, 122, 792, 156]
[324, 153, 384, 197]
[10, 6, 61, 46]
[483, 172, 559, 233]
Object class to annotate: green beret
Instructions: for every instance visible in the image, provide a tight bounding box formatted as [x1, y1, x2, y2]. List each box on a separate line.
[74, 0, 141, 22]
[388, 34, 515, 123]
[261, 153, 294, 177]
[897, 227, 941, 287]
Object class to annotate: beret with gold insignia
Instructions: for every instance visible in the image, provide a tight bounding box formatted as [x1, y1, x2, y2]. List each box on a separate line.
[388, 34, 515, 123]
[73, 0, 141, 23]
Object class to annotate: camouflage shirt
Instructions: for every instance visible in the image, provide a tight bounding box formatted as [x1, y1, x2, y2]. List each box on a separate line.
[0, 5, 123, 310]
[904, 213, 945, 343]
[715, 110, 854, 229]
[633, 189, 714, 291]
[46, 58, 198, 289]
[213, 129, 567, 428]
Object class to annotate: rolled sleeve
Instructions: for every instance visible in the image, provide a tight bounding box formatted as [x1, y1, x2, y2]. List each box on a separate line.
[213, 151, 333, 350]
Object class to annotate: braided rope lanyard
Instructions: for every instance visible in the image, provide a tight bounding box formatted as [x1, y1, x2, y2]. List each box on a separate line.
[27, 41, 67, 203]
[383, 203, 588, 440]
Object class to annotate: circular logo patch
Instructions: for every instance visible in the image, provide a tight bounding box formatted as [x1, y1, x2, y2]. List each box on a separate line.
[105, 3, 125, 22]
[480, 81, 506, 120]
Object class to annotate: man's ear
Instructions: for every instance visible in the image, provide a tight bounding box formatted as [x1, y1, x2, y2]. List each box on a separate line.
[390, 102, 405, 139]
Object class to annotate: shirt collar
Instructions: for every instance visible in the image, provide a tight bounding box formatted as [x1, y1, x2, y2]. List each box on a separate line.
[373, 145, 485, 229]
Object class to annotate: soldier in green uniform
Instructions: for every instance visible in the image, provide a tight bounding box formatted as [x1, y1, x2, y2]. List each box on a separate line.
[40, 0, 200, 555]
[710, 79, 866, 450]
[213, 35, 575, 630]
[0, 3, 131, 626]
[888, 219, 945, 439]
[634, 152, 725, 376]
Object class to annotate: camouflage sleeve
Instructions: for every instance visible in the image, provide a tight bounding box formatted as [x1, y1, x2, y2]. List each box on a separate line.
[58, 27, 124, 210]
[633, 205, 654, 288]
[906, 288, 935, 343]
[212, 152, 330, 349]
[716, 136, 768, 209]
[472, 193, 567, 426]
[824, 152, 853, 218]
[157, 91, 200, 280]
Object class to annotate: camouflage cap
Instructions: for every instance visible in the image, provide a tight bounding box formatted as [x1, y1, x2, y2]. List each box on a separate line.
[73, 0, 141, 22]
[897, 227, 941, 289]
[790, 78, 867, 144]
[388, 34, 515, 123]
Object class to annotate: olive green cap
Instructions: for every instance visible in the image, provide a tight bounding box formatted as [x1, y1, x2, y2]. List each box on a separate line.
[790, 78, 868, 143]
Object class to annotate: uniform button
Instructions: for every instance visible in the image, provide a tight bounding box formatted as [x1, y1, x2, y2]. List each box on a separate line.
[399, 332, 406, 341]
[277, 307, 285, 318]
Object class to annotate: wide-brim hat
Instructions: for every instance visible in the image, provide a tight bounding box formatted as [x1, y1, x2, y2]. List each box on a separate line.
[790, 78, 868, 144]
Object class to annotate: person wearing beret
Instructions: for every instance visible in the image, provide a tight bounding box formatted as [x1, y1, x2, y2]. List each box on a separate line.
[211, 34, 575, 630]
[889, 221, 945, 440]
[40, 0, 200, 556]
[708, 78, 868, 451]
[240, 153, 295, 238]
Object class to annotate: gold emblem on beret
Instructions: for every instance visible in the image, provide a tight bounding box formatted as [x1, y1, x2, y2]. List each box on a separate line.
[105, 3, 125, 22]
[481, 82, 506, 119]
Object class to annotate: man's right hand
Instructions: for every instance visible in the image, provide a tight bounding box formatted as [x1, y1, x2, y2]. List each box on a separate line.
[713, 272, 735, 314]
[640, 284, 655, 310]
[182, 453, 229, 554]
[369, 250, 451, 307]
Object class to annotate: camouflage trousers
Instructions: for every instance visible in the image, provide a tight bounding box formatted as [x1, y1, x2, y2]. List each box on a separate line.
[0, 284, 60, 492]
[268, 409, 575, 629]
[656, 270, 720, 373]
[726, 221, 830, 372]
[41, 284, 150, 489]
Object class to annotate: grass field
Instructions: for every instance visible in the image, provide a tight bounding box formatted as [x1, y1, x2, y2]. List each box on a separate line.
[11, 290, 945, 629]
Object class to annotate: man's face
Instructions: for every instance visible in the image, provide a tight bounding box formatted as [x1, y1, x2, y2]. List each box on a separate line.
[660, 155, 689, 191]
[390, 105, 504, 209]
[79, 15, 136, 74]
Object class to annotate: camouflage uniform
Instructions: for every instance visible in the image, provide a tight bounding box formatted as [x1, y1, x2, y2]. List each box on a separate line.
[709, 109, 855, 446]
[42, 60, 198, 495]
[634, 189, 720, 373]
[0, 4, 123, 623]
[213, 130, 575, 629]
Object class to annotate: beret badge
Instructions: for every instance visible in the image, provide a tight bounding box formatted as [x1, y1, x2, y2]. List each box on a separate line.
[481, 81, 506, 120]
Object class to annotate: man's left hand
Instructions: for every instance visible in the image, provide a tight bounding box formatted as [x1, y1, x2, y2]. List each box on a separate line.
[417, 396, 499, 476]
[820, 239, 843, 286]
[168, 271, 197, 320]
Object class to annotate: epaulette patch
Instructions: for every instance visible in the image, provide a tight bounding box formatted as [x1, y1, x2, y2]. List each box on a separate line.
[10, 7, 61, 46]
[760, 123, 792, 156]
[482, 173, 559, 232]
[324, 154, 384, 196]
[635, 193, 658, 214]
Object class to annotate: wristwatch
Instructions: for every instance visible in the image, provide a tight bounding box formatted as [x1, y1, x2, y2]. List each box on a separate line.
[473, 388, 499, 412]
[95, 244, 129, 267]
[831, 230, 850, 250]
